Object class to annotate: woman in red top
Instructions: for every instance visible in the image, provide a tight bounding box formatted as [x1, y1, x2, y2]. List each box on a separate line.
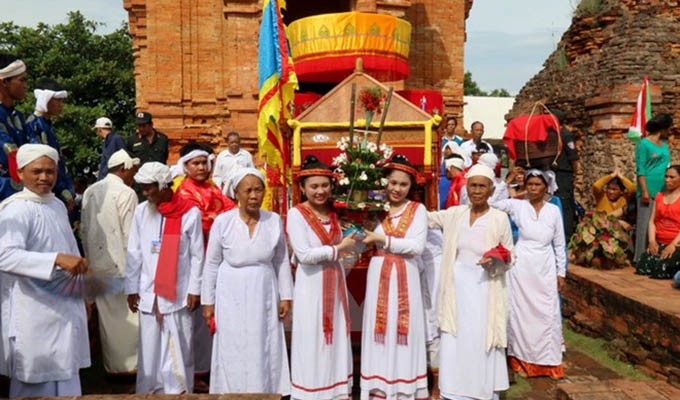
[637, 165, 680, 278]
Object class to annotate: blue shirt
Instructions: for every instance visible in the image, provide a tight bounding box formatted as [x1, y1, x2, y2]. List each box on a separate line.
[98, 132, 126, 179]
[0, 104, 32, 200]
[26, 114, 75, 201]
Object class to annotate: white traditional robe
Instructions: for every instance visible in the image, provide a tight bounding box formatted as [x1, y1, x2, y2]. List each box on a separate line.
[202, 209, 293, 395]
[429, 208, 512, 400]
[125, 202, 204, 394]
[360, 202, 428, 400]
[0, 194, 90, 395]
[491, 199, 566, 367]
[212, 149, 254, 195]
[286, 207, 352, 400]
[81, 173, 139, 374]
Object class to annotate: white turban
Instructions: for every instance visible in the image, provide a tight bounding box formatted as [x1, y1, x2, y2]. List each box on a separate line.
[34, 89, 68, 113]
[228, 167, 265, 197]
[444, 157, 465, 171]
[178, 149, 213, 172]
[17, 144, 59, 169]
[525, 169, 559, 195]
[107, 149, 140, 169]
[465, 164, 495, 184]
[478, 153, 499, 170]
[0, 60, 26, 79]
[134, 162, 172, 190]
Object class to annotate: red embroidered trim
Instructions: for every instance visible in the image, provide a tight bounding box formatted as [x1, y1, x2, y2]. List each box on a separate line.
[361, 373, 428, 384]
[291, 374, 353, 392]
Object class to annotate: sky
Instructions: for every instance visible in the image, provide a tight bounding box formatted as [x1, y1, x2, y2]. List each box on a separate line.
[4, 0, 576, 95]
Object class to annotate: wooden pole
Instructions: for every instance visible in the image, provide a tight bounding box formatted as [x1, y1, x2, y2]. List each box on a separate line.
[376, 87, 393, 147]
[349, 83, 356, 148]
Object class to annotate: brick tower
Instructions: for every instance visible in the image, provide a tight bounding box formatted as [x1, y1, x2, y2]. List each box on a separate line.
[124, 0, 473, 156]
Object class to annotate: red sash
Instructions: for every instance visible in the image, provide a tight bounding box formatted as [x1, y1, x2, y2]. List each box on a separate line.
[175, 178, 235, 241]
[295, 204, 350, 344]
[155, 194, 196, 301]
[375, 201, 419, 345]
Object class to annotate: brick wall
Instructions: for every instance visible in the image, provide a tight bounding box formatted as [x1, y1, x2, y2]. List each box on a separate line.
[508, 0, 680, 207]
[123, 0, 472, 159]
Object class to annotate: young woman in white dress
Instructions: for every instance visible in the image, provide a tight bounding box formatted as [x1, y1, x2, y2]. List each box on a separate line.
[201, 168, 293, 394]
[360, 154, 429, 400]
[287, 156, 357, 400]
[491, 169, 566, 379]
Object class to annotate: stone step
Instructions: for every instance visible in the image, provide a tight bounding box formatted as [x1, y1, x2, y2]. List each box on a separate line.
[557, 379, 680, 400]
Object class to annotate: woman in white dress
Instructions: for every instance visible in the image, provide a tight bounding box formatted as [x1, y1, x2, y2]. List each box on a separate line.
[287, 156, 357, 400]
[201, 168, 293, 394]
[490, 169, 566, 379]
[429, 164, 514, 400]
[360, 154, 429, 400]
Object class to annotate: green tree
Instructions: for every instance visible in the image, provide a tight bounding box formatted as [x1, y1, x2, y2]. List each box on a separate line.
[464, 71, 512, 98]
[0, 11, 134, 176]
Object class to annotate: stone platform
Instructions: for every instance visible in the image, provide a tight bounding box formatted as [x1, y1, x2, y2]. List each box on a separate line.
[562, 264, 680, 386]
[557, 379, 680, 399]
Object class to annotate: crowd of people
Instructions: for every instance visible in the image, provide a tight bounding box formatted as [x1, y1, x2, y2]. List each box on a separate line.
[0, 51, 679, 400]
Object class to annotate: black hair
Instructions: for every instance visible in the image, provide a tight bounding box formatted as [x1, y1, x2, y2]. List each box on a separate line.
[384, 154, 417, 187]
[646, 114, 673, 134]
[446, 115, 457, 123]
[445, 153, 464, 161]
[226, 131, 240, 140]
[473, 142, 489, 154]
[179, 142, 213, 157]
[607, 177, 625, 191]
[300, 155, 332, 186]
[667, 164, 680, 176]
[0, 53, 19, 70]
[471, 121, 484, 130]
[34, 78, 65, 92]
[550, 108, 567, 124]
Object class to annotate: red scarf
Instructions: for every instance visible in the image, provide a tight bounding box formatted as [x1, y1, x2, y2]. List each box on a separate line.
[295, 204, 350, 344]
[374, 201, 419, 345]
[175, 178, 235, 241]
[155, 194, 196, 301]
[445, 174, 466, 209]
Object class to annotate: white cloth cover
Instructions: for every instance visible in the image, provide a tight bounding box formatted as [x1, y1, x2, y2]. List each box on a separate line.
[360, 202, 429, 400]
[16, 143, 59, 169]
[490, 199, 565, 366]
[33, 89, 67, 113]
[286, 207, 353, 400]
[178, 150, 213, 172]
[81, 174, 139, 373]
[465, 164, 495, 183]
[228, 167, 265, 198]
[134, 162, 172, 190]
[201, 209, 292, 395]
[107, 149, 140, 169]
[445, 157, 465, 171]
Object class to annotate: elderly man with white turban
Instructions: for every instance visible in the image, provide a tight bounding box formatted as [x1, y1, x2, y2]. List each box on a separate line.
[201, 167, 293, 395]
[0, 53, 33, 201]
[81, 149, 140, 376]
[0, 144, 90, 398]
[428, 164, 514, 400]
[125, 162, 204, 394]
[459, 152, 509, 206]
[26, 78, 75, 208]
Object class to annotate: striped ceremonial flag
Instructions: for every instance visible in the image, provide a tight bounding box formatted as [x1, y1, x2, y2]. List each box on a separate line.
[627, 77, 652, 142]
[257, 0, 298, 188]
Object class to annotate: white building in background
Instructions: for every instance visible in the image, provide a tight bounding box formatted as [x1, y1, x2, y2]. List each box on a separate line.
[463, 96, 516, 141]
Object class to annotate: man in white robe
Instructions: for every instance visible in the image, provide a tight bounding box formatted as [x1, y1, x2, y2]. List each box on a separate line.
[125, 162, 204, 394]
[0, 144, 90, 397]
[81, 149, 140, 375]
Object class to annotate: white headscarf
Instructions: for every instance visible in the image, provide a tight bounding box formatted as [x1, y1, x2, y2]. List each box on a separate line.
[17, 144, 59, 169]
[478, 153, 499, 170]
[134, 162, 172, 190]
[228, 167, 265, 198]
[178, 149, 213, 172]
[465, 164, 495, 186]
[444, 157, 465, 171]
[34, 89, 68, 113]
[443, 141, 465, 159]
[525, 169, 559, 195]
[0, 60, 26, 79]
[107, 149, 140, 170]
